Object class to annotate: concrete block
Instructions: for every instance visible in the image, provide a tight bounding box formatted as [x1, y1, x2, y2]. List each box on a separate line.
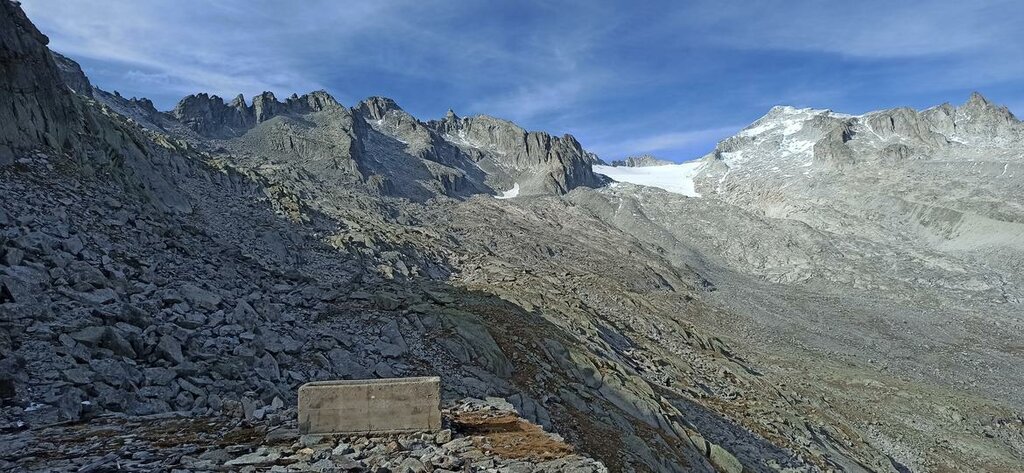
[298, 376, 441, 434]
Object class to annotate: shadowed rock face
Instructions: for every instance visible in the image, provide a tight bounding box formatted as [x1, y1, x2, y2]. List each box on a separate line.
[0, 1, 81, 161]
[171, 93, 253, 136]
[0, 1, 190, 214]
[50, 51, 93, 98]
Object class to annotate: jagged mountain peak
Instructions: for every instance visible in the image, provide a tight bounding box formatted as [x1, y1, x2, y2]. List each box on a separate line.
[711, 93, 1023, 172]
[173, 89, 340, 113]
[287, 89, 340, 112]
[960, 90, 1017, 122]
[356, 96, 404, 121]
[966, 90, 992, 107]
[169, 89, 343, 136]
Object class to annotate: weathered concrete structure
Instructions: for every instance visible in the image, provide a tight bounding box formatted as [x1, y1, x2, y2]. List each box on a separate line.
[298, 377, 442, 434]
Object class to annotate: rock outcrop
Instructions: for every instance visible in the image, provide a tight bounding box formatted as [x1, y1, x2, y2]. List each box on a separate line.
[611, 154, 674, 167]
[429, 112, 602, 196]
[170, 90, 343, 137]
[811, 120, 855, 168]
[171, 93, 254, 136]
[50, 51, 93, 97]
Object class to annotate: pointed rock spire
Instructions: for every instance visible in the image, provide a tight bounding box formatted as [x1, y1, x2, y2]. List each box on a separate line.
[960, 91, 1017, 124]
[252, 91, 282, 123]
[966, 91, 991, 107]
[229, 94, 246, 108]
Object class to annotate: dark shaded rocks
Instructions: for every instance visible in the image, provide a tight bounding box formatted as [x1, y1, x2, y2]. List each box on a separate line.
[379, 319, 408, 358]
[179, 283, 222, 310]
[171, 93, 254, 137]
[156, 335, 184, 364]
[50, 51, 92, 97]
[1, 265, 48, 304]
[0, 357, 19, 402]
[0, 1, 81, 154]
[69, 326, 136, 358]
[254, 353, 281, 381]
[439, 310, 512, 377]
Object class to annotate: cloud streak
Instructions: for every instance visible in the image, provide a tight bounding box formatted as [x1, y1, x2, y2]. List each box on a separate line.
[587, 126, 742, 161]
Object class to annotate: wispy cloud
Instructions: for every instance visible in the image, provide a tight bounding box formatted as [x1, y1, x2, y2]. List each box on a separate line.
[676, 1, 1022, 59]
[587, 126, 741, 161]
[21, 0, 393, 99]
[466, 74, 612, 125]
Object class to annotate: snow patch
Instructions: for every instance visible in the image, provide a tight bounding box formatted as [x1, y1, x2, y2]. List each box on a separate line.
[784, 139, 816, 154]
[496, 182, 520, 199]
[594, 161, 703, 197]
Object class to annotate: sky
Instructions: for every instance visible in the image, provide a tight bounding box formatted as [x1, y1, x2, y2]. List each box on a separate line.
[22, 0, 1024, 162]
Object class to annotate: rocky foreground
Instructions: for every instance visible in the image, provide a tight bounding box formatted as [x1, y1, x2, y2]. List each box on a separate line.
[2, 398, 608, 472]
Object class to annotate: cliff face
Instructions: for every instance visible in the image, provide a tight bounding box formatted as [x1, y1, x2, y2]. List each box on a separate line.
[429, 112, 602, 196]
[50, 51, 93, 97]
[0, 1, 193, 213]
[0, 0, 81, 162]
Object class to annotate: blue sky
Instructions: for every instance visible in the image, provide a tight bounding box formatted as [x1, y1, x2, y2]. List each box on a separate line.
[23, 0, 1024, 162]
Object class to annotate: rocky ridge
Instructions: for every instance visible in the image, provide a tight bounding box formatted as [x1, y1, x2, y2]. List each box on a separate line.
[610, 155, 675, 167]
[163, 89, 601, 201]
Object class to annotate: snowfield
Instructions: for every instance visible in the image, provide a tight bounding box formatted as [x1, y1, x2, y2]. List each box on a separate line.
[594, 161, 704, 197]
[495, 182, 520, 199]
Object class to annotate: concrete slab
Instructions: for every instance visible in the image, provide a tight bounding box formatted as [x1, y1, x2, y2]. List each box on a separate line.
[298, 376, 441, 434]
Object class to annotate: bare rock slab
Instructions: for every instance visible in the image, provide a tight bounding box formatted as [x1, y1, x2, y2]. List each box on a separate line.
[298, 376, 441, 434]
